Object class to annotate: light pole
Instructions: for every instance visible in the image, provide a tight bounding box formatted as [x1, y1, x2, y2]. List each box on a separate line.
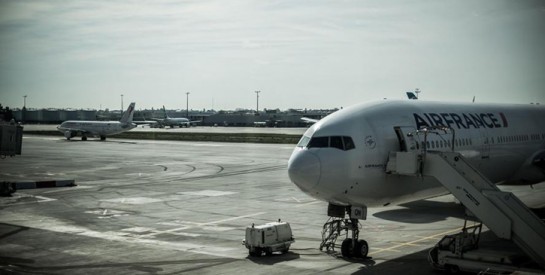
[22, 95, 27, 123]
[186, 92, 190, 118]
[121, 94, 124, 111]
[255, 91, 261, 114]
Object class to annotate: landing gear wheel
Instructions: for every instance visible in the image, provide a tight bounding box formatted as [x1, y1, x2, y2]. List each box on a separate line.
[250, 247, 262, 257]
[445, 264, 460, 274]
[355, 240, 369, 258]
[341, 238, 353, 258]
[82, 136, 87, 141]
[100, 136, 106, 141]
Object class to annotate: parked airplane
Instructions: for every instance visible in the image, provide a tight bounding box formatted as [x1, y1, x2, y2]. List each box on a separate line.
[57, 102, 137, 141]
[288, 99, 545, 258]
[153, 106, 198, 128]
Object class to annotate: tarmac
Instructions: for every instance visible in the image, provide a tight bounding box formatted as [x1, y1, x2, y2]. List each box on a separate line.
[1, 133, 543, 274]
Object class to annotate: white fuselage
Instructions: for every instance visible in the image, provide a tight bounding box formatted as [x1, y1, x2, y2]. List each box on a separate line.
[57, 121, 136, 137]
[162, 117, 191, 127]
[288, 100, 545, 208]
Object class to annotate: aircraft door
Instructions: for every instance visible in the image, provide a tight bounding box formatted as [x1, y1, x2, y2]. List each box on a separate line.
[477, 127, 490, 159]
[394, 126, 419, 152]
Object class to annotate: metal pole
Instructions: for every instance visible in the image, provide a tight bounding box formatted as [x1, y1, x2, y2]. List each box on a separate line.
[186, 92, 190, 118]
[121, 94, 124, 111]
[255, 91, 260, 113]
[22, 95, 27, 123]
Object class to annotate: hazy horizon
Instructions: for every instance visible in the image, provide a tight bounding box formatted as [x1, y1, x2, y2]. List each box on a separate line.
[1, 1, 544, 110]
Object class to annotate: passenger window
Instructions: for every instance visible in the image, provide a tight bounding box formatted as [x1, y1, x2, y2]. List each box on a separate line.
[343, 136, 355, 150]
[330, 136, 344, 150]
[307, 137, 329, 148]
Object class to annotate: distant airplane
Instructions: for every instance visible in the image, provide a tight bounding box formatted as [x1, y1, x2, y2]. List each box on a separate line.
[132, 112, 158, 127]
[288, 99, 545, 260]
[57, 102, 136, 141]
[153, 106, 199, 128]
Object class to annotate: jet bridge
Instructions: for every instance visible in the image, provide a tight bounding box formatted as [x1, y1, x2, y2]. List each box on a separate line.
[387, 149, 545, 269]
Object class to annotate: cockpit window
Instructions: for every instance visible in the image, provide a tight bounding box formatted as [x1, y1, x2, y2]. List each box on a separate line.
[297, 136, 311, 148]
[330, 136, 343, 150]
[343, 136, 355, 150]
[307, 136, 329, 148]
[303, 136, 356, 151]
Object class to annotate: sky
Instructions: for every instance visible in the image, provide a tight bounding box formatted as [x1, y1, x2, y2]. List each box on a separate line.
[1, 0, 544, 111]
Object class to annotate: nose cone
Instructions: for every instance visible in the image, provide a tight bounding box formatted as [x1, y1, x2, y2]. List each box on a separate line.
[288, 148, 321, 194]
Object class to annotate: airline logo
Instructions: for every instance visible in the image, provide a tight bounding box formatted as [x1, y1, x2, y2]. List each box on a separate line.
[413, 112, 508, 130]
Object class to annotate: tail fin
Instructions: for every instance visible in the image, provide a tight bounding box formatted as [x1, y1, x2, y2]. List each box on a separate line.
[406, 92, 418, 100]
[162, 105, 170, 119]
[120, 102, 136, 124]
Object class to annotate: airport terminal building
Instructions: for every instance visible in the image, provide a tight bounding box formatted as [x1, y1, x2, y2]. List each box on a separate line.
[11, 107, 335, 127]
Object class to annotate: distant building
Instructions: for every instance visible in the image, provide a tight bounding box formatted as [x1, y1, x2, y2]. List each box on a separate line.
[10, 107, 337, 127]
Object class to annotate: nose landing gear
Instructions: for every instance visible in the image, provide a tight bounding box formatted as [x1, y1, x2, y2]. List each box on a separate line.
[320, 204, 370, 259]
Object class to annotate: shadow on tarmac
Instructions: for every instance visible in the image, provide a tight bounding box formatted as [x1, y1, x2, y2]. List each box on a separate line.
[373, 199, 466, 223]
[246, 251, 300, 265]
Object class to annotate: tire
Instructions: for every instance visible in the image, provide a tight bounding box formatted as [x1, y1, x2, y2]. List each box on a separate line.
[82, 136, 87, 141]
[445, 264, 460, 274]
[355, 240, 369, 258]
[341, 238, 353, 258]
[253, 247, 262, 257]
[249, 247, 262, 257]
[100, 136, 106, 141]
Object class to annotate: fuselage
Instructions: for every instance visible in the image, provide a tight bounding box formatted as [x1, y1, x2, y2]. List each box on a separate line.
[163, 117, 191, 127]
[288, 100, 545, 208]
[57, 120, 136, 137]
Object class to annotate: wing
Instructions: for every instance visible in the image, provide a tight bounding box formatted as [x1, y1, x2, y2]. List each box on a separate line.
[301, 117, 319, 124]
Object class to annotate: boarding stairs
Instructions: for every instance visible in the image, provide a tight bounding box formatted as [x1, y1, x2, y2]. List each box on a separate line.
[386, 150, 545, 268]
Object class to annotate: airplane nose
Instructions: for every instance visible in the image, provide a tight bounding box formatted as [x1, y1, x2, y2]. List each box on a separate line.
[288, 149, 321, 193]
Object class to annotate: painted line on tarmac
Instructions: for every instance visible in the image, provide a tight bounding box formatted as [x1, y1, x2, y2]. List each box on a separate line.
[1, 211, 240, 259]
[0, 193, 57, 206]
[368, 227, 463, 256]
[142, 212, 267, 238]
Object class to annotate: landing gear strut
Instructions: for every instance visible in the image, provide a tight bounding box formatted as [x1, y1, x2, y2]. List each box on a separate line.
[320, 204, 369, 259]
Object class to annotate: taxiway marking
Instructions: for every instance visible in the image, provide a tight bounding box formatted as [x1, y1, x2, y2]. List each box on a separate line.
[141, 212, 267, 238]
[368, 227, 463, 256]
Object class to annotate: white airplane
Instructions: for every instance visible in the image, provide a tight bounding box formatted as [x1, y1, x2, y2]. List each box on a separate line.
[154, 106, 198, 128]
[288, 99, 545, 258]
[57, 102, 137, 141]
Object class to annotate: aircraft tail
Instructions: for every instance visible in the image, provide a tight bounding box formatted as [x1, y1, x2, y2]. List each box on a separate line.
[120, 102, 136, 124]
[406, 92, 418, 100]
[162, 105, 170, 119]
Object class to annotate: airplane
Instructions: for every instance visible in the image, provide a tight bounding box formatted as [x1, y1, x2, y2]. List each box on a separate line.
[288, 99, 545, 259]
[153, 106, 199, 128]
[57, 102, 137, 141]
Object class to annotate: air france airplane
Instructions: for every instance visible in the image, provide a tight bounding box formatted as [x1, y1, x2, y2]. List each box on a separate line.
[57, 102, 136, 141]
[288, 99, 545, 258]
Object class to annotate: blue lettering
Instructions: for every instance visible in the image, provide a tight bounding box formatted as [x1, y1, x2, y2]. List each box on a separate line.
[480, 113, 494, 128]
[451, 113, 467, 129]
[470, 114, 484, 128]
[429, 113, 444, 126]
[488, 113, 501, 128]
[413, 113, 430, 129]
